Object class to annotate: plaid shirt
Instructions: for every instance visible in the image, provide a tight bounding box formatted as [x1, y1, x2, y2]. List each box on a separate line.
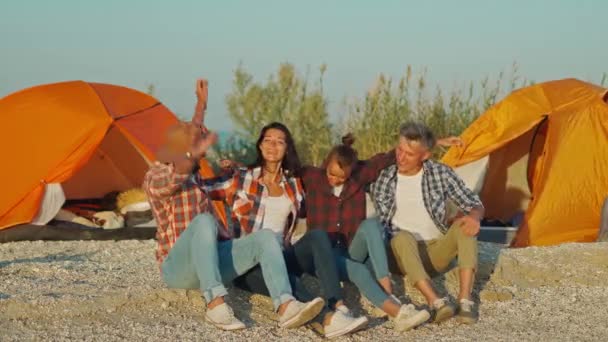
[196, 167, 305, 245]
[370, 159, 483, 235]
[143, 162, 231, 264]
[301, 150, 395, 245]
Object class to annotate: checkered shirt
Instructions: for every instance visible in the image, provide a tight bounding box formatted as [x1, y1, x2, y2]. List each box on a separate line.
[370, 159, 483, 235]
[143, 162, 229, 264]
[301, 150, 395, 245]
[196, 167, 305, 245]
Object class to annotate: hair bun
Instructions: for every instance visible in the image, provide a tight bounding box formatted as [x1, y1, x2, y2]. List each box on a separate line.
[341, 133, 355, 147]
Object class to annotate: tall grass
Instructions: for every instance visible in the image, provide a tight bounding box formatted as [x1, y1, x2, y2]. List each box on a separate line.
[215, 63, 604, 165]
[341, 63, 530, 159]
[225, 63, 333, 166]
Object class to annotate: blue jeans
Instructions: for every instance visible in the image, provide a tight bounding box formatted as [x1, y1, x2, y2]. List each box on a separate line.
[161, 213, 295, 310]
[334, 218, 391, 308]
[233, 229, 344, 309]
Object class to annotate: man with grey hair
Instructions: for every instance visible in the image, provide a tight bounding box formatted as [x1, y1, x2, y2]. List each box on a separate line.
[370, 121, 484, 324]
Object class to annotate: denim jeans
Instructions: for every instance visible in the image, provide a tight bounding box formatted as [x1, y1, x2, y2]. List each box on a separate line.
[233, 229, 344, 309]
[333, 218, 391, 308]
[161, 213, 295, 310]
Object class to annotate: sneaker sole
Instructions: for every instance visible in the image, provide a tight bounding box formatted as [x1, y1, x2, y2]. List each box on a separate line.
[325, 316, 369, 339]
[395, 310, 431, 332]
[204, 315, 246, 331]
[433, 305, 455, 324]
[280, 297, 325, 329]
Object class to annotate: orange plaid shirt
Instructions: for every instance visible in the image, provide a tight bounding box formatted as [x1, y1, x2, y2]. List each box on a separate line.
[143, 162, 231, 264]
[197, 166, 305, 245]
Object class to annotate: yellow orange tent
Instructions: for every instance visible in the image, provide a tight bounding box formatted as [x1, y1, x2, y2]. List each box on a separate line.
[0, 81, 225, 230]
[443, 79, 608, 247]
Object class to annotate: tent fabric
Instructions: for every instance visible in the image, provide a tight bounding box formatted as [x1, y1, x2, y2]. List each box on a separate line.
[0, 81, 226, 231]
[442, 78, 608, 247]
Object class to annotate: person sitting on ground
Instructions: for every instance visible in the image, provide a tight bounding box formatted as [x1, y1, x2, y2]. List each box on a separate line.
[143, 79, 324, 331]
[226, 133, 462, 333]
[370, 121, 484, 324]
[198, 122, 369, 339]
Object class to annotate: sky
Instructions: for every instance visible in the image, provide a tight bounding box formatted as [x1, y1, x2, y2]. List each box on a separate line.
[1, 0, 606, 131]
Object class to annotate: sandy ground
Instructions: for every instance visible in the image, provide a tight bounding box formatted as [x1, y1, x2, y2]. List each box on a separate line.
[1, 239, 607, 341]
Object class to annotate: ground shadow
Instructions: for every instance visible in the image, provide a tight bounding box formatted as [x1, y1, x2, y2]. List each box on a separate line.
[0, 252, 93, 269]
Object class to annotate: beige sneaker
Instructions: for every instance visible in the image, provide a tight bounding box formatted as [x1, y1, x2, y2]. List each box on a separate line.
[432, 297, 456, 323]
[324, 306, 369, 339]
[456, 298, 477, 324]
[205, 303, 246, 331]
[279, 297, 325, 329]
[394, 304, 430, 332]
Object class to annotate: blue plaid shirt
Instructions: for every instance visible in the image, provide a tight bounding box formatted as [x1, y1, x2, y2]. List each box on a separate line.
[370, 159, 483, 236]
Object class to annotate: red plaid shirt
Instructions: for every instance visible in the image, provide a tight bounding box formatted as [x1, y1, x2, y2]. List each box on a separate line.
[143, 162, 231, 264]
[196, 167, 305, 245]
[301, 150, 395, 245]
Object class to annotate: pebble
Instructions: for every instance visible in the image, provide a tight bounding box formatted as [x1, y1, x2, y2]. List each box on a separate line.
[1, 240, 607, 341]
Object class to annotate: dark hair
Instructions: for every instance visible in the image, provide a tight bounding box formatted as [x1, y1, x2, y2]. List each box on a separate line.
[251, 122, 302, 177]
[399, 121, 436, 149]
[325, 133, 358, 171]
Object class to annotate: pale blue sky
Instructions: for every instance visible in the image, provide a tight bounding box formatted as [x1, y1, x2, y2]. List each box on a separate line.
[2, 0, 606, 130]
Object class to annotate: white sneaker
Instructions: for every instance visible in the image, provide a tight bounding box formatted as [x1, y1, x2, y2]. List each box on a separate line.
[324, 306, 369, 339]
[279, 297, 325, 329]
[204, 303, 246, 331]
[394, 304, 430, 332]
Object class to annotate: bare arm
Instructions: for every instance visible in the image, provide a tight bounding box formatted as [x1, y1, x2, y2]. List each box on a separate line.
[358, 149, 396, 185]
[191, 79, 208, 131]
[437, 136, 464, 148]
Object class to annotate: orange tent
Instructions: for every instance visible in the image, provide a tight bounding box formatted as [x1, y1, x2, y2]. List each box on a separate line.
[442, 78, 608, 247]
[0, 81, 225, 230]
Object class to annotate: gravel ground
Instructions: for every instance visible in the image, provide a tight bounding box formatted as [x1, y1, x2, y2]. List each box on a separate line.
[1, 240, 607, 341]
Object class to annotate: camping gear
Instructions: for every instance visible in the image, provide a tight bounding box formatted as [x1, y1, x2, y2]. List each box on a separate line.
[116, 188, 148, 213]
[0, 81, 227, 240]
[443, 78, 608, 247]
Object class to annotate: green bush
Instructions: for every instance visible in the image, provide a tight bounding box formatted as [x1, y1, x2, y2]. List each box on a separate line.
[225, 63, 333, 166]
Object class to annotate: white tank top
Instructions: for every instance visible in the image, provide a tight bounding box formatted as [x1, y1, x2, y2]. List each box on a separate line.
[262, 195, 293, 236]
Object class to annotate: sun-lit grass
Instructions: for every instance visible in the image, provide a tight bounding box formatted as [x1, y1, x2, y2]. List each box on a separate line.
[211, 63, 605, 165]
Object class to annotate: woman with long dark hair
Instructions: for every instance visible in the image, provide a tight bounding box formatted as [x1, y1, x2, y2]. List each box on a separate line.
[229, 131, 460, 332]
[199, 122, 369, 339]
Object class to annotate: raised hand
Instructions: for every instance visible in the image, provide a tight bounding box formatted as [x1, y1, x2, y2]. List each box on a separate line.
[195, 78, 208, 104]
[437, 136, 464, 148]
[219, 159, 235, 169]
[454, 215, 480, 237]
[192, 131, 218, 159]
[218, 159, 244, 170]
[192, 79, 209, 129]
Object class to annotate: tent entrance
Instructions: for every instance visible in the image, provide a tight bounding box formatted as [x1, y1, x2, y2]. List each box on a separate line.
[479, 117, 549, 225]
[62, 125, 149, 200]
